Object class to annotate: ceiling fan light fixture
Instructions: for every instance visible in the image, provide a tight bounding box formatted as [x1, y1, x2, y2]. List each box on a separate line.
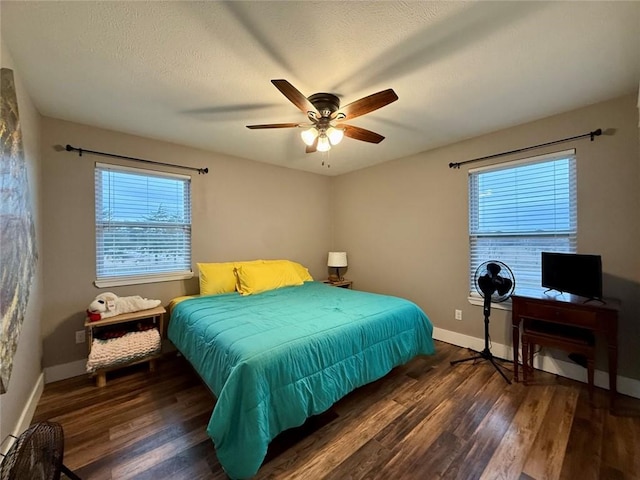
[247, 80, 398, 154]
[301, 127, 318, 146]
[327, 126, 344, 145]
[317, 135, 331, 152]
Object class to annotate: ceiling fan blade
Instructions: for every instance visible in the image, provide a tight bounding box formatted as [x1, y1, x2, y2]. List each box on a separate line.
[246, 122, 302, 129]
[271, 79, 319, 116]
[342, 124, 385, 144]
[306, 137, 318, 153]
[333, 89, 398, 121]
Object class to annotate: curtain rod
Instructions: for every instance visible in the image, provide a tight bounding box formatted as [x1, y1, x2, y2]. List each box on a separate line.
[448, 129, 602, 169]
[65, 144, 209, 174]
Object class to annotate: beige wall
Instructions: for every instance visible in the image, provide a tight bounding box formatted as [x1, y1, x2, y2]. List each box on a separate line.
[16, 78, 640, 386]
[332, 94, 640, 381]
[0, 41, 44, 441]
[40, 119, 331, 368]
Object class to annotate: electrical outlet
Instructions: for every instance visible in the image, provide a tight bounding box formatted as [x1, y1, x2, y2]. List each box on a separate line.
[455, 309, 463, 321]
[75, 330, 86, 344]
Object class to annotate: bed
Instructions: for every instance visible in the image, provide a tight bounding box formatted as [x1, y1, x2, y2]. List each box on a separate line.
[168, 279, 434, 479]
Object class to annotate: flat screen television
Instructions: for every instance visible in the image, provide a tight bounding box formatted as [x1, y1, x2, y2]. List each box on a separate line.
[541, 252, 603, 299]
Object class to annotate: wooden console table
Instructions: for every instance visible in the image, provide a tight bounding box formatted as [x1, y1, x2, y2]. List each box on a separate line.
[511, 292, 619, 405]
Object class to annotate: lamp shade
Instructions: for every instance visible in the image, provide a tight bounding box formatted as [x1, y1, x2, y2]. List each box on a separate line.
[317, 135, 331, 152]
[301, 127, 318, 146]
[327, 251, 347, 267]
[327, 126, 344, 145]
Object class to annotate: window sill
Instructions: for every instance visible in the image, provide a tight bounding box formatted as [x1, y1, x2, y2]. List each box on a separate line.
[95, 271, 193, 288]
[467, 294, 513, 312]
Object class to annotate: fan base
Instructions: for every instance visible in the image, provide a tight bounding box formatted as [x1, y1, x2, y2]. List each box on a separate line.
[450, 348, 512, 384]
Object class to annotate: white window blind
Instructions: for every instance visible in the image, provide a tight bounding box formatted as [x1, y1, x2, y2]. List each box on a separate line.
[95, 163, 192, 287]
[468, 150, 577, 295]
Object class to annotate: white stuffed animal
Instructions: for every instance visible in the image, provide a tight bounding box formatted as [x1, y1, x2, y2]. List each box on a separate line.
[88, 292, 161, 320]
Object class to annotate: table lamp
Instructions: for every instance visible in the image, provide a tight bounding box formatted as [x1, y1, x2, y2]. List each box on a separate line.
[327, 252, 347, 282]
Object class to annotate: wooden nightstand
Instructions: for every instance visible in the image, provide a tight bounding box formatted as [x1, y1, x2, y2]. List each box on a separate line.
[85, 305, 165, 387]
[322, 279, 353, 289]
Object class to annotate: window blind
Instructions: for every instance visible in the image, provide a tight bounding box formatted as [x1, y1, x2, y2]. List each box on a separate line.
[468, 151, 577, 293]
[95, 163, 192, 286]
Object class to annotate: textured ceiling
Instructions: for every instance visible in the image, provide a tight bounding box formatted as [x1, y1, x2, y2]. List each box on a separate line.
[2, 1, 639, 176]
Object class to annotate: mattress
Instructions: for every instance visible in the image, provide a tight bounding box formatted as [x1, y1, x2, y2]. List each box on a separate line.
[168, 281, 434, 478]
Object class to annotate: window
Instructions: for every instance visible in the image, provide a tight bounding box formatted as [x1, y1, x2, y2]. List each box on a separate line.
[468, 150, 576, 299]
[95, 163, 192, 287]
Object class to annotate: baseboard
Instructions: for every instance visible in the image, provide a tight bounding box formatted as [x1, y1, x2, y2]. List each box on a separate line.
[44, 359, 87, 384]
[43, 341, 182, 384]
[432, 326, 640, 400]
[433, 327, 515, 361]
[1, 372, 44, 456]
[44, 349, 179, 384]
[40, 330, 640, 400]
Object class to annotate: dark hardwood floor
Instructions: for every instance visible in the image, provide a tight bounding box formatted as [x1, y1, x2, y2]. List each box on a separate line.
[33, 341, 640, 480]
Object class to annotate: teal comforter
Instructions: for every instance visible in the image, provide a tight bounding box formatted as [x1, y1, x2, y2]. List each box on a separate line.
[168, 281, 434, 479]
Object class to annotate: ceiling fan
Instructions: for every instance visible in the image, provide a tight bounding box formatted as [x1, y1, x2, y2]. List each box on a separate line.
[246, 79, 398, 153]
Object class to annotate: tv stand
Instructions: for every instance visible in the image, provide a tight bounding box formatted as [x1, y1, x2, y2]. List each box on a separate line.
[512, 292, 620, 408]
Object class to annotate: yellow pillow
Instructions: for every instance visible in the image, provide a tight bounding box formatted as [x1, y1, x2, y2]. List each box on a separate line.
[199, 259, 312, 295]
[292, 262, 313, 282]
[264, 259, 313, 282]
[232, 259, 265, 291]
[197, 262, 237, 295]
[236, 261, 303, 295]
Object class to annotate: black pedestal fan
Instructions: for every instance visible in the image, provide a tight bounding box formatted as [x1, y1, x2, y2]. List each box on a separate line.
[0, 422, 81, 480]
[450, 260, 515, 384]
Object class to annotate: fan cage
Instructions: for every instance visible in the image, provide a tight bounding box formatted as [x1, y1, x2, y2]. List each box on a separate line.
[474, 260, 516, 303]
[0, 422, 64, 480]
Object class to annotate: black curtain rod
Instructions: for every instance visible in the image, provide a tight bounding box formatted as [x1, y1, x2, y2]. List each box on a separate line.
[65, 144, 209, 174]
[448, 129, 602, 169]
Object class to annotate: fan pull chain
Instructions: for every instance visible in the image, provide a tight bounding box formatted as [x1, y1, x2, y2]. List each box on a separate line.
[321, 151, 330, 168]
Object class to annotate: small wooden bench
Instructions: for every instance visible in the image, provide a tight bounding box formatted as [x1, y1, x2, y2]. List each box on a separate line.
[521, 318, 596, 402]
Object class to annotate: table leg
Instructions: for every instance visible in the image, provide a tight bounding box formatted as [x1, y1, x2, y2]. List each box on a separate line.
[587, 357, 595, 405]
[512, 324, 520, 382]
[608, 343, 618, 408]
[522, 336, 529, 384]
